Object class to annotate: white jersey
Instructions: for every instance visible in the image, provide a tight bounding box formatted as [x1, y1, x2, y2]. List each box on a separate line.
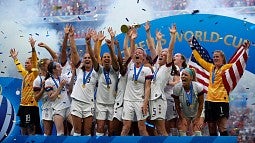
[96, 65, 119, 104]
[45, 75, 71, 110]
[173, 81, 204, 118]
[70, 66, 98, 103]
[150, 64, 172, 100]
[33, 75, 52, 109]
[164, 65, 180, 99]
[124, 62, 153, 101]
[61, 62, 72, 82]
[114, 74, 127, 108]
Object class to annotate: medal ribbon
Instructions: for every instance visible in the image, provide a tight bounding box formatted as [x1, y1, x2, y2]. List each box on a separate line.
[134, 64, 144, 81]
[103, 68, 110, 86]
[83, 69, 93, 85]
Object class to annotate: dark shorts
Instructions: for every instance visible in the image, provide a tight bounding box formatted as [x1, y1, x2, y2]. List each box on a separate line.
[204, 101, 229, 122]
[17, 106, 42, 134]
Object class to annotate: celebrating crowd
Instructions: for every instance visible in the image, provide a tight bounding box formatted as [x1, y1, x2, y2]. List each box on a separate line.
[10, 21, 250, 137]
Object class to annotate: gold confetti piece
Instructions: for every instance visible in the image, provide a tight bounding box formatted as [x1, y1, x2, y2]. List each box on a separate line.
[53, 6, 62, 10]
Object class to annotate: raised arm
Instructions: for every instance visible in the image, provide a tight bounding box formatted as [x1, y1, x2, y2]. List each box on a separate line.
[155, 30, 163, 56]
[129, 28, 137, 57]
[29, 37, 39, 77]
[188, 37, 213, 72]
[86, 30, 99, 72]
[10, 48, 27, 77]
[166, 24, 176, 64]
[144, 21, 156, 60]
[94, 30, 105, 64]
[123, 33, 130, 61]
[38, 42, 58, 62]
[115, 40, 126, 76]
[107, 27, 119, 71]
[68, 26, 80, 67]
[61, 24, 71, 66]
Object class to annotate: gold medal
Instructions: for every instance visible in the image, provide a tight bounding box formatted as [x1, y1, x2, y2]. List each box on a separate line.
[58, 94, 61, 98]
[82, 84, 86, 88]
[134, 80, 138, 84]
[189, 104, 194, 109]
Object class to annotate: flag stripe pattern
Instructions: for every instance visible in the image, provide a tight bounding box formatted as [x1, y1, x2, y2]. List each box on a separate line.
[188, 37, 213, 93]
[222, 44, 249, 94]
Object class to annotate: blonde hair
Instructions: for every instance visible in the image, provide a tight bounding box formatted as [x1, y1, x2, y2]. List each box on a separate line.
[214, 50, 226, 64]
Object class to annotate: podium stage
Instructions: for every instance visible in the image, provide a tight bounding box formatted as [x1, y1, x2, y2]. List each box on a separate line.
[10, 136, 237, 143]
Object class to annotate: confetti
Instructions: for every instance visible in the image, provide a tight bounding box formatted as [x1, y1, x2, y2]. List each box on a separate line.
[0, 52, 2, 54]
[4, 36, 7, 39]
[20, 35, 24, 37]
[35, 33, 39, 36]
[142, 8, 146, 11]
[46, 31, 49, 37]
[53, 6, 62, 10]
[199, 19, 203, 22]
[1, 71, 5, 73]
[16, 90, 20, 95]
[137, 0, 139, 3]
[38, 52, 40, 55]
[28, 51, 32, 53]
[243, 17, 247, 19]
[125, 18, 129, 22]
[192, 10, 199, 15]
[43, 17, 46, 20]
[78, 16, 81, 20]
[215, 22, 218, 25]
[29, 33, 32, 36]
[84, 10, 91, 13]
[181, 30, 184, 34]
[1, 31, 4, 34]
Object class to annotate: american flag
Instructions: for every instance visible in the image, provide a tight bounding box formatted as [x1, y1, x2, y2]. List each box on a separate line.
[188, 36, 250, 93]
[188, 36, 213, 92]
[222, 42, 249, 94]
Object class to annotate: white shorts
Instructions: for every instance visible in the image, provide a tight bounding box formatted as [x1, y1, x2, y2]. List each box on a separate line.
[149, 97, 167, 120]
[113, 106, 123, 121]
[166, 98, 178, 120]
[53, 107, 70, 119]
[96, 102, 114, 121]
[70, 98, 95, 118]
[122, 100, 148, 121]
[42, 107, 53, 121]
